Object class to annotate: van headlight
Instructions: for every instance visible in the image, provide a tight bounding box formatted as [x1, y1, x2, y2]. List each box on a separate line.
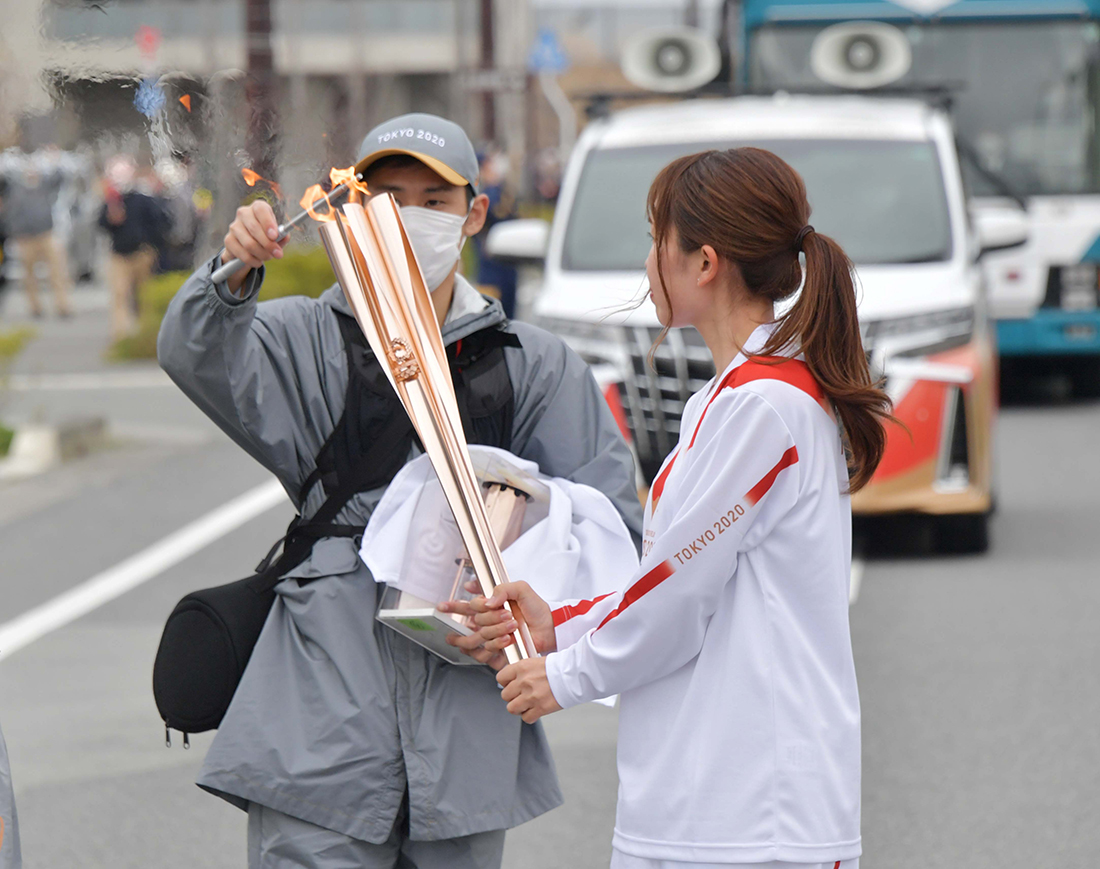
[861, 306, 974, 358]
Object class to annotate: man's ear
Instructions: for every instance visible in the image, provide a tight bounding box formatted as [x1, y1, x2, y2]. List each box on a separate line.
[463, 193, 490, 237]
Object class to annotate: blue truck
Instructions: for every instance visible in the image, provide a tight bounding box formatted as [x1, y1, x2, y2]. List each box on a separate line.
[741, 0, 1100, 393]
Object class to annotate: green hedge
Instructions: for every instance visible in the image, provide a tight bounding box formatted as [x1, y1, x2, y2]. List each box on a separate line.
[0, 326, 37, 456]
[109, 245, 337, 360]
[0, 326, 36, 363]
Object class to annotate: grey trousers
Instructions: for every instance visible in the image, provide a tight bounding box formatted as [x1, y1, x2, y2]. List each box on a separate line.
[0, 722, 21, 869]
[247, 801, 506, 869]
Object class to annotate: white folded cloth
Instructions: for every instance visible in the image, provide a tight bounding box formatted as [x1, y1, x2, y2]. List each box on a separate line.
[360, 444, 639, 613]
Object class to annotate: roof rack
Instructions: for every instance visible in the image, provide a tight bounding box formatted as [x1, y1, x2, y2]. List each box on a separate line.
[577, 81, 965, 120]
[577, 86, 732, 120]
[742, 83, 965, 111]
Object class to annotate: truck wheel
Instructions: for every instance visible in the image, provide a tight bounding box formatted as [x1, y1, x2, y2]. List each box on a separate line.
[936, 512, 990, 554]
[1071, 358, 1100, 399]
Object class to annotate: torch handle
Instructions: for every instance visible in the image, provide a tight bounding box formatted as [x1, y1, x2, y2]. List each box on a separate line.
[210, 180, 354, 285]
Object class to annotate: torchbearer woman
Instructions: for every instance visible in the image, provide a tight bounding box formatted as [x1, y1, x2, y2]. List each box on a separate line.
[444, 148, 893, 869]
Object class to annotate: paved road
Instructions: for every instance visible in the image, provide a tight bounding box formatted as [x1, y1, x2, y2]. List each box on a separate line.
[1, 288, 1098, 867]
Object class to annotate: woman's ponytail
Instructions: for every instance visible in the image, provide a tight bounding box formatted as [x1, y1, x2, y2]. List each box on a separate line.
[762, 229, 891, 492]
[647, 148, 892, 492]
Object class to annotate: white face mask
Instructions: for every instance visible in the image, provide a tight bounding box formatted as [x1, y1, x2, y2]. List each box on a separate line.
[400, 205, 469, 291]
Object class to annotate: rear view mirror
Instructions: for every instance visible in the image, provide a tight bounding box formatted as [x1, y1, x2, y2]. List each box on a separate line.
[485, 219, 550, 266]
[971, 204, 1028, 257]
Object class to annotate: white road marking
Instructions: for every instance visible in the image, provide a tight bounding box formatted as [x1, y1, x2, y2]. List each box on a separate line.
[7, 370, 172, 391]
[849, 558, 865, 605]
[0, 479, 288, 662]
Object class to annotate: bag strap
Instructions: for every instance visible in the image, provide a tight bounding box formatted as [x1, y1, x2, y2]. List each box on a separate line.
[245, 409, 413, 594]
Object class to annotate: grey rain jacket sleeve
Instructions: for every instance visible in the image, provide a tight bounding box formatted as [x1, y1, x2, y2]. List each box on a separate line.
[157, 259, 337, 508]
[156, 257, 642, 844]
[0, 721, 21, 869]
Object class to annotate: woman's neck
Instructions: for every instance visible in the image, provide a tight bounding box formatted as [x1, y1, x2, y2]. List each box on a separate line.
[694, 296, 775, 377]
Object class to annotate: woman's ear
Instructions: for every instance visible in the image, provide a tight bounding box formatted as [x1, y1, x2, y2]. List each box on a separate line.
[697, 244, 720, 287]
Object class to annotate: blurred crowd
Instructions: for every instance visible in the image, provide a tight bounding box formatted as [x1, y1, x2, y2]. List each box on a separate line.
[0, 141, 563, 335]
[0, 147, 212, 340]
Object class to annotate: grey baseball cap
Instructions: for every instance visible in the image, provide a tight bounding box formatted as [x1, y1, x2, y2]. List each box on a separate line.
[355, 113, 479, 192]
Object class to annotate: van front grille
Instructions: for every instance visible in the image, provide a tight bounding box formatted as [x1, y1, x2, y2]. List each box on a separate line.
[616, 327, 714, 482]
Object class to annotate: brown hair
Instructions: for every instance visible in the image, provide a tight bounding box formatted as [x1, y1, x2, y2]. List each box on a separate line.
[646, 148, 892, 492]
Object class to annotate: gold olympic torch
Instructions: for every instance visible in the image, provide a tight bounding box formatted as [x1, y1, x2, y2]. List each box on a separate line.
[318, 195, 535, 665]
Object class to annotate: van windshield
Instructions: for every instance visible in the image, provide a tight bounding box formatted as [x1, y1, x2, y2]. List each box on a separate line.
[561, 139, 953, 271]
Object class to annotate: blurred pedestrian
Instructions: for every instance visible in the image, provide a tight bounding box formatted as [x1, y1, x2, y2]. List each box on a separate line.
[1, 163, 73, 319]
[0, 176, 9, 296]
[98, 156, 167, 341]
[534, 147, 562, 204]
[0, 721, 21, 869]
[474, 146, 519, 318]
[155, 156, 204, 272]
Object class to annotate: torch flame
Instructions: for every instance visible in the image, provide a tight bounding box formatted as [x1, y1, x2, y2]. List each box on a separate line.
[299, 165, 370, 223]
[300, 183, 335, 222]
[330, 165, 370, 202]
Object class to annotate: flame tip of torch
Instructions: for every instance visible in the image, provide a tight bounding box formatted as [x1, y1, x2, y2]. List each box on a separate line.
[299, 165, 370, 224]
[330, 165, 371, 200]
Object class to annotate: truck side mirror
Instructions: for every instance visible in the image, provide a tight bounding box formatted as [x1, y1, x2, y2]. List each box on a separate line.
[971, 204, 1028, 258]
[485, 219, 550, 266]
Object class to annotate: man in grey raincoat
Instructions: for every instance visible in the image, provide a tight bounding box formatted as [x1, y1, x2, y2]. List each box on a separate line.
[158, 113, 643, 868]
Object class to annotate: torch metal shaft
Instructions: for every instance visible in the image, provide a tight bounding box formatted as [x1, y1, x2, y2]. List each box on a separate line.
[210, 177, 358, 285]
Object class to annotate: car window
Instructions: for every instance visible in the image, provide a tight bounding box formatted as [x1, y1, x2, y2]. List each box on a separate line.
[562, 138, 953, 270]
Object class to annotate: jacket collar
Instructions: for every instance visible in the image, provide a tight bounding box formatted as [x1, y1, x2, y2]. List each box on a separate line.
[321, 272, 508, 345]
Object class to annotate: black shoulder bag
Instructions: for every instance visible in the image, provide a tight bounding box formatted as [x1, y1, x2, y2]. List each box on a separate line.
[150, 414, 407, 743]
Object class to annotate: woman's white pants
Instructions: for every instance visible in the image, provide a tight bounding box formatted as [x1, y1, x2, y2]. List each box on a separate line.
[610, 852, 859, 869]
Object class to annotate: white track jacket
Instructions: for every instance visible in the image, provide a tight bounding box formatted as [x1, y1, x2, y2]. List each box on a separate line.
[544, 324, 861, 864]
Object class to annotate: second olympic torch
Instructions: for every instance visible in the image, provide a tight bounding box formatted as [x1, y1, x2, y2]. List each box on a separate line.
[318, 195, 535, 665]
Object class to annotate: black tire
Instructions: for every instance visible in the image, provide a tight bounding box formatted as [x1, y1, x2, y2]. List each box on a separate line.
[1070, 357, 1100, 399]
[936, 512, 990, 554]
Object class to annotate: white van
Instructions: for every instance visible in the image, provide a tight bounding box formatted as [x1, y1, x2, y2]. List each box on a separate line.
[489, 95, 1026, 552]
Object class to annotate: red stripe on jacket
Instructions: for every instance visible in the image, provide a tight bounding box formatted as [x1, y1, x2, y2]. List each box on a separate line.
[591, 448, 799, 634]
[595, 446, 798, 633]
[596, 560, 675, 630]
[552, 593, 614, 627]
[690, 357, 826, 449]
[652, 357, 818, 515]
[605, 359, 811, 633]
[745, 445, 799, 507]
[649, 449, 679, 513]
